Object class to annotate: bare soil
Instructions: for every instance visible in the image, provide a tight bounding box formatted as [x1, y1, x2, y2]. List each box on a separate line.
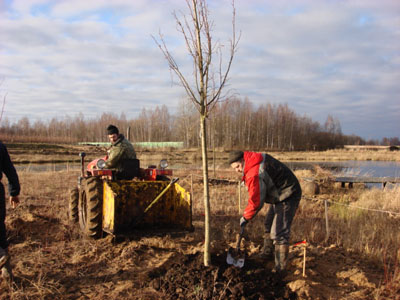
[0, 182, 390, 299]
[0, 202, 386, 300]
[0, 144, 398, 299]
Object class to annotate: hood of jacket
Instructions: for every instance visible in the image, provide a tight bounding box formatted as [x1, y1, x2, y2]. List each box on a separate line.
[243, 151, 263, 174]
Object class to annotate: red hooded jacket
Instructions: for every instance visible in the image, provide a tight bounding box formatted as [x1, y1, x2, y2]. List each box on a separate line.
[242, 151, 301, 221]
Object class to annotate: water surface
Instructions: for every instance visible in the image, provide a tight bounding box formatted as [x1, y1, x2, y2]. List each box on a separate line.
[285, 160, 400, 177]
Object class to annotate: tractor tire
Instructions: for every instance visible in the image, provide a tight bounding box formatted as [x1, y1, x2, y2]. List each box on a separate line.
[78, 177, 103, 238]
[68, 187, 79, 223]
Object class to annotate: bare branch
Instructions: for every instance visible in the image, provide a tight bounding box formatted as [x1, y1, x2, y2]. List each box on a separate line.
[153, 0, 239, 118]
[0, 92, 6, 124]
[208, 0, 240, 106]
[152, 33, 200, 107]
[0, 79, 6, 123]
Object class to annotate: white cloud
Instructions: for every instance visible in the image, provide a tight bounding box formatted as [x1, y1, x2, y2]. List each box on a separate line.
[0, 0, 399, 139]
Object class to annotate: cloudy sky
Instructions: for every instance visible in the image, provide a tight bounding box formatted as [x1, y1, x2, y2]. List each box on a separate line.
[1, 0, 399, 140]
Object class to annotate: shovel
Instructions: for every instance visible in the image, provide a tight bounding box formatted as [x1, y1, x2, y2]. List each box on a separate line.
[226, 225, 246, 268]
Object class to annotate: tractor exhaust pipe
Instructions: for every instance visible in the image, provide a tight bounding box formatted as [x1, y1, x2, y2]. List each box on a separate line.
[79, 152, 86, 178]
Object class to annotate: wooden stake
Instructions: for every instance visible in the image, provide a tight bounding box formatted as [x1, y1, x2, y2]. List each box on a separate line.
[191, 174, 194, 204]
[324, 200, 330, 242]
[238, 180, 241, 214]
[302, 241, 306, 277]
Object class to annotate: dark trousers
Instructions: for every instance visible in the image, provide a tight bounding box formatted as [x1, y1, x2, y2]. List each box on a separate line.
[0, 183, 8, 249]
[264, 194, 301, 245]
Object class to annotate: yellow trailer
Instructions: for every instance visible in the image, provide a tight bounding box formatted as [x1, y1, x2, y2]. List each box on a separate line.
[102, 180, 192, 234]
[69, 177, 192, 237]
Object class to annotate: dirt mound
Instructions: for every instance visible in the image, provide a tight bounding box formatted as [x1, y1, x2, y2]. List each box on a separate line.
[147, 251, 296, 300]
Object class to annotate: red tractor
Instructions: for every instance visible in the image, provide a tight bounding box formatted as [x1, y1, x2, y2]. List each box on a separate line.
[83, 153, 172, 181]
[68, 153, 192, 238]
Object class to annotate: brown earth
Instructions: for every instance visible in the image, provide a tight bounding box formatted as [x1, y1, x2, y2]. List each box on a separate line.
[0, 175, 393, 300]
[0, 144, 398, 299]
[0, 202, 387, 300]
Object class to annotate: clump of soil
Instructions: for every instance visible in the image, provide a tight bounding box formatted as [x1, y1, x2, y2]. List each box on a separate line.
[147, 251, 296, 300]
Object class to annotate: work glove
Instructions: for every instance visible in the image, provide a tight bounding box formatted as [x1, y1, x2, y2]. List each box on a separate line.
[239, 216, 248, 228]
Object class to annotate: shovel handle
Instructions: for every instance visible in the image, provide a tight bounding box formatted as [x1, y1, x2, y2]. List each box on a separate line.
[236, 225, 245, 251]
[170, 177, 179, 185]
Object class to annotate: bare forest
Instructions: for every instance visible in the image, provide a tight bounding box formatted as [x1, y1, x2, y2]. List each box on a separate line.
[1, 97, 381, 150]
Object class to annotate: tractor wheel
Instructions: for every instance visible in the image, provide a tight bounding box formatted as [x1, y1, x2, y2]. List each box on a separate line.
[78, 177, 103, 238]
[68, 187, 79, 223]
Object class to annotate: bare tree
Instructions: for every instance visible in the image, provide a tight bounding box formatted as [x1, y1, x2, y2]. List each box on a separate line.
[0, 93, 6, 124]
[154, 0, 239, 266]
[0, 79, 7, 124]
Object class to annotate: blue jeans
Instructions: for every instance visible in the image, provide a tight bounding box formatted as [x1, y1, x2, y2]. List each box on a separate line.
[264, 195, 300, 245]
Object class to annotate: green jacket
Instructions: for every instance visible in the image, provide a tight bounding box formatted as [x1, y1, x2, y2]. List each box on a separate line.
[105, 135, 136, 170]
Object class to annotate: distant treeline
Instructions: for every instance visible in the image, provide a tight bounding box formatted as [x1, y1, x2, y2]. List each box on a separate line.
[0, 98, 398, 150]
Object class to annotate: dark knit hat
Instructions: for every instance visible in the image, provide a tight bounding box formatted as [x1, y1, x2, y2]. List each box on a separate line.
[228, 151, 244, 164]
[107, 124, 119, 135]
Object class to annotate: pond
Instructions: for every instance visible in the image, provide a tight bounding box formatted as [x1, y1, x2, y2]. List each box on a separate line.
[285, 160, 400, 177]
[286, 160, 400, 188]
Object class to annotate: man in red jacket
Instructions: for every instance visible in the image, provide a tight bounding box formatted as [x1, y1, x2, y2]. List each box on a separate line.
[229, 150, 301, 274]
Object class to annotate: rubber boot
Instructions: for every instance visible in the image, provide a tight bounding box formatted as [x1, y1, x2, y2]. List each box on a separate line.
[0, 248, 13, 285]
[274, 244, 289, 277]
[260, 233, 274, 260]
[0, 247, 9, 269]
[1, 259, 13, 284]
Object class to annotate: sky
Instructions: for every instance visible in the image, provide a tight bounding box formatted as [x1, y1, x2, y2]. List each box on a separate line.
[0, 0, 399, 140]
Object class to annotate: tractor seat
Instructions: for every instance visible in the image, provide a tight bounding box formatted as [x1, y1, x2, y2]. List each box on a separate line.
[116, 159, 140, 180]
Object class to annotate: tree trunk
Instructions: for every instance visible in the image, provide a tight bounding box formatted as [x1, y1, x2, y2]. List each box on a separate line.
[200, 114, 211, 266]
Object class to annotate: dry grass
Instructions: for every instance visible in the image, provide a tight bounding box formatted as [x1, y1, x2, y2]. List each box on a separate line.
[294, 172, 400, 299]
[1, 167, 399, 299]
[181, 167, 400, 263]
[6, 143, 400, 165]
[1, 170, 77, 299]
[356, 186, 400, 213]
[270, 149, 400, 162]
[184, 167, 400, 299]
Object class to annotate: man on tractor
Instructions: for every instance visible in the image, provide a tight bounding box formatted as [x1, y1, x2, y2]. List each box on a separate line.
[228, 150, 302, 276]
[105, 125, 137, 180]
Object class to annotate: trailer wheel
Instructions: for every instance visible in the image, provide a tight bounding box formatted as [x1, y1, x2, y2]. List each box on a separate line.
[78, 177, 103, 238]
[68, 187, 79, 223]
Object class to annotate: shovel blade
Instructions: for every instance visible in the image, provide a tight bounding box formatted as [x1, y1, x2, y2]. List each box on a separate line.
[226, 248, 245, 268]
